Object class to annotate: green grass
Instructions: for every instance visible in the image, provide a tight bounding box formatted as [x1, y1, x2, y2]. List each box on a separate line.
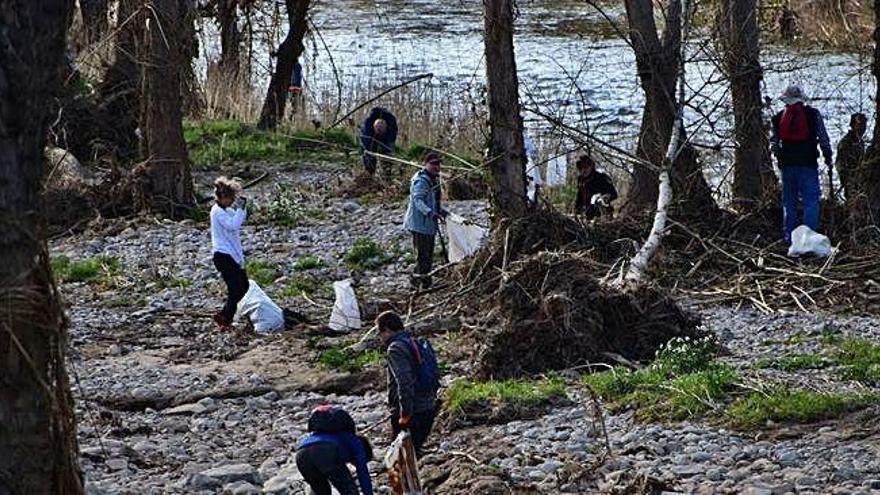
[834, 337, 880, 381]
[728, 388, 880, 429]
[153, 275, 193, 291]
[260, 184, 326, 227]
[282, 276, 332, 298]
[245, 259, 277, 287]
[756, 354, 835, 372]
[183, 120, 356, 168]
[445, 378, 567, 416]
[51, 255, 121, 284]
[293, 255, 325, 271]
[318, 348, 383, 372]
[343, 238, 394, 271]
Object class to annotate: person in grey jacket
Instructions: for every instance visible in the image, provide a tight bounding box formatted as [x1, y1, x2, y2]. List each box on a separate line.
[376, 311, 437, 455]
[403, 152, 447, 290]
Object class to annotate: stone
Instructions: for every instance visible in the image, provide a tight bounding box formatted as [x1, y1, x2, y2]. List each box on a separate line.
[163, 402, 209, 416]
[867, 479, 880, 489]
[538, 460, 563, 474]
[105, 458, 128, 471]
[342, 201, 361, 213]
[672, 465, 704, 477]
[777, 450, 800, 467]
[222, 481, 261, 495]
[691, 452, 712, 463]
[200, 464, 261, 485]
[182, 473, 222, 490]
[796, 476, 818, 486]
[739, 488, 773, 495]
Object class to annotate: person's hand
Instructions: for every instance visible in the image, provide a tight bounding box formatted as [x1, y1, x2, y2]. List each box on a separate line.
[398, 415, 411, 429]
[770, 143, 781, 156]
[236, 196, 247, 209]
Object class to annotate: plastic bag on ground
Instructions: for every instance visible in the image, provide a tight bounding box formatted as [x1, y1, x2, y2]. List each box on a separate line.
[545, 156, 567, 187]
[446, 213, 489, 263]
[787, 225, 832, 257]
[328, 279, 361, 332]
[236, 280, 285, 334]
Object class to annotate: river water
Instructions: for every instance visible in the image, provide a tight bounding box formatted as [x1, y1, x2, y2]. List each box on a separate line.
[200, 0, 875, 193]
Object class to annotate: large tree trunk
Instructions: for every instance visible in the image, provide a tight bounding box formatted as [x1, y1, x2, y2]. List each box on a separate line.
[623, 0, 717, 215]
[861, 0, 880, 224]
[139, 0, 195, 217]
[80, 0, 109, 45]
[0, 1, 83, 493]
[257, 0, 310, 130]
[720, 0, 776, 208]
[217, 0, 241, 78]
[483, 0, 527, 220]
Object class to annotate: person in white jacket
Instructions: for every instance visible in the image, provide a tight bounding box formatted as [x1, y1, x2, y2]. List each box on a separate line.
[211, 177, 249, 329]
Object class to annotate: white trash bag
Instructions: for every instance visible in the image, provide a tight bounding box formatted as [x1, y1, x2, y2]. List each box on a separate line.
[328, 279, 361, 332]
[236, 280, 285, 334]
[787, 225, 832, 257]
[545, 155, 567, 187]
[446, 213, 488, 263]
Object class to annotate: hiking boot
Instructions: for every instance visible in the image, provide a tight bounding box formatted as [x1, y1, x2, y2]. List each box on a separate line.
[213, 312, 231, 327]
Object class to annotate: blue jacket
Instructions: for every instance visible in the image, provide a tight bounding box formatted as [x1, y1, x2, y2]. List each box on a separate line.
[298, 432, 373, 495]
[404, 169, 444, 235]
[360, 107, 398, 155]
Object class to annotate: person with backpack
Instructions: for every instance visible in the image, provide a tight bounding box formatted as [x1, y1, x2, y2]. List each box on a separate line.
[375, 311, 440, 455]
[360, 107, 398, 177]
[296, 404, 374, 495]
[770, 85, 833, 244]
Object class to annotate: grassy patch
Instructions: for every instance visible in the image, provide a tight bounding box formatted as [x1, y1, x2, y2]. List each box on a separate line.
[761, 333, 807, 346]
[343, 238, 394, 271]
[728, 388, 880, 429]
[261, 184, 326, 227]
[318, 348, 383, 372]
[282, 276, 332, 298]
[834, 337, 880, 381]
[446, 377, 567, 417]
[756, 354, 835, 372]
[293, 255, 325, 271]
[51, 255, 121, 284]
[152, 274, 193, 291]
[183, 120, 356, 168]
[245, 259, 277, 287]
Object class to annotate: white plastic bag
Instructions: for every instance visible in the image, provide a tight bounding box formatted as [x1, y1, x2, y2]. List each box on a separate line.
[787, 225, 832, 257]
[446, 213, 488, 263]
[545, 156, 567, 187]
[328, 279, 361, 332]
[236, 280, 285, 334]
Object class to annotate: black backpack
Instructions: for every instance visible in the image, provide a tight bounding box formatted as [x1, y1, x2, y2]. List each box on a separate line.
[307, 405, 356, 434]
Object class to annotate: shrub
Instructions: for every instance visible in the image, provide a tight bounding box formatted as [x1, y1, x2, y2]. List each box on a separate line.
[343, 238, 393, 271]
[51, 255, 121, 284]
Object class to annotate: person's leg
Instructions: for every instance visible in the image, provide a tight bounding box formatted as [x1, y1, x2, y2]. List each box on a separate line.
[221, 258, 249, 323]
[412, 232, 435, 289]
[409, 408, 437, 455]
[296, 447, 333, 495]
[781, 166, 798, 243]
[306, 442, 359, 495]
[213, 253, 238, 324]
[800, 167, 821, 232]
[325, 464, 359, 495]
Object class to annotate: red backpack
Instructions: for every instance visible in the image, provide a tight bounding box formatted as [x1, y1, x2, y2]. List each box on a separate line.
[779, 103, 811, 142]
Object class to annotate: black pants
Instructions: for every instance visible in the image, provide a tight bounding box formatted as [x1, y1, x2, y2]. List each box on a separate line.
[391, 408, 437, 456]
[411, 232, 435, 290]
[212, 252, 249, 323]
[295, 443, 359, 495]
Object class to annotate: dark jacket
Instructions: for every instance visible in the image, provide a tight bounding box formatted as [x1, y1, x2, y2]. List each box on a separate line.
[575, 170, 618, 218]
[770, 104, 832, 168]
[836, 130, 866, 203]
[385, 332, 436, 417]
[360, 107, 398, 156]
[298, 432, 373, 494]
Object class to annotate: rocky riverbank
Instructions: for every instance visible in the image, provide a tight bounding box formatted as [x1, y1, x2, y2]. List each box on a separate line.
[54, 161, 880, 494]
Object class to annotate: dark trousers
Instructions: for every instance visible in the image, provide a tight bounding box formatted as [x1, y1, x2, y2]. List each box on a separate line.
[391, 408, 437, 456]
[295, 443, 359, 495]
[411, 232, 435, 290]
[212, 252, 249, 323]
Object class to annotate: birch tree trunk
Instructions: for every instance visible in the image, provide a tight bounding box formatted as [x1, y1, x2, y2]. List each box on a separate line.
[0, 0, 84, 492]
[257, 0, 311, 130]
[139, 0, 195, 217]
[483, 0, 527, 220]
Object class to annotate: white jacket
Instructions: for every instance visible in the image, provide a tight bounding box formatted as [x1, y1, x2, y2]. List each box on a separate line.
[211, 203, 247, 267]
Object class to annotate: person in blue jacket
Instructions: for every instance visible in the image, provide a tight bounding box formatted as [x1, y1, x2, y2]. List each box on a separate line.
[403, 152, 447, 290]
[296, 407, 374, 495]
[360, 107, 398, 177]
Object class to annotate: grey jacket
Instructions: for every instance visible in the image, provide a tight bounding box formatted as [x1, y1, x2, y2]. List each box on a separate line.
[403, 169, 444, 235]
[386, 334, 436, 417]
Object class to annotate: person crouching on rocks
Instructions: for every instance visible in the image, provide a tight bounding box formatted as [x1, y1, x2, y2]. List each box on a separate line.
[296, 405, 374, 495]
[403, 152, 447, 290]
[210, 176, 249, 331]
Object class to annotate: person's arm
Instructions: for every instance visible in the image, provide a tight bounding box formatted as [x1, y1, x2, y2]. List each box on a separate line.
[212, 205, 247, 231]
[814, 111, 833, 162]
[387, 341, 416, 419]
[603, 175, 618, 202]
[574, 180, 585, 211]
[411, 177, 433, 217]
[349, 435, 374, 495]
[385, 112, 398, 151]
[360, 114, 375, 152]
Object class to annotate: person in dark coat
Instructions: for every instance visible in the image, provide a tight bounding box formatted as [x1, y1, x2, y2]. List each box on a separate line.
[835, 112, 868, 208]
[296, 406, 374, 495]
[574, 154, 618, 219]
[360, 107, 398, 177]
[376, 311, 437, 456]
[769, 84, 832, 244]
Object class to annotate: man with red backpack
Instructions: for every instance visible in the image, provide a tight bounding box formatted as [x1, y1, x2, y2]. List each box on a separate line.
[770, 85, 833, 244]
[375, 311, 440, 456]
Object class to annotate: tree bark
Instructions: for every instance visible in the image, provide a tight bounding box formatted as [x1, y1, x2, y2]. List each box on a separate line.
[622, 0, 717, 215]
[256, 0, 310, 130]
[0, 1, 84, 493]
[860, 0, 880, 224]
[720, 0, 776, 207]
[80, 0, 109, 45]
[139, 0, 195, 217]
[483, 0, 527, 220]
[217, 0, 241, 78]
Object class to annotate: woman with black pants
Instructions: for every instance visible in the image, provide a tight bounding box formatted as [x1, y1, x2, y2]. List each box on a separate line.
[210, 176, 249, 329]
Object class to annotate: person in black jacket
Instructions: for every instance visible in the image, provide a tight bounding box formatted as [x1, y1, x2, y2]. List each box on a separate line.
[360, 107, 398, 177]
[574, 154, 618, 219]
[769, 85, 832, 244]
